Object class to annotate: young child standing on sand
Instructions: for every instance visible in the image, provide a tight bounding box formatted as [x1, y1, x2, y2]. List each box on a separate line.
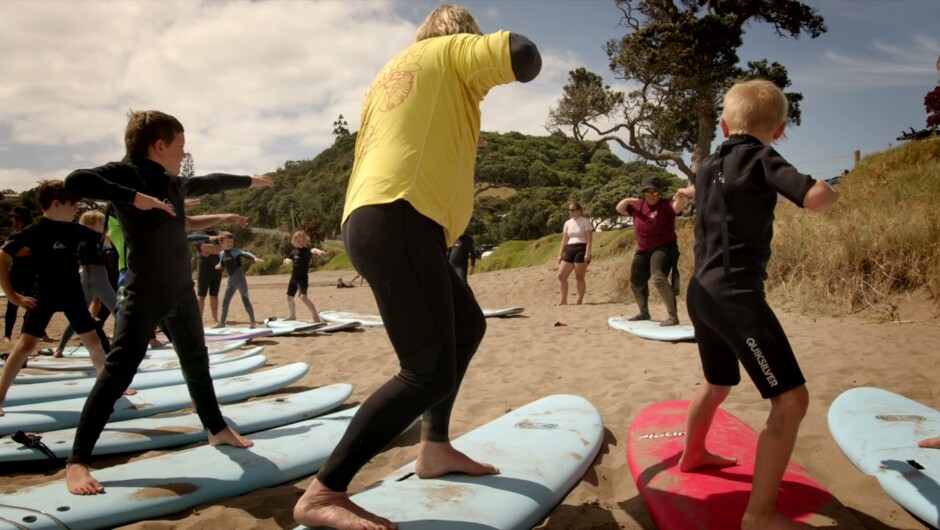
[678, 79, 839, 530]
[215, 231, 263, 328]
[0, 180, 109, 415]
[282, 230, 325, 322]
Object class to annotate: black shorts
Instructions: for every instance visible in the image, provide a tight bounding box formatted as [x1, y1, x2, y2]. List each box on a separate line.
[197, 263, 223, 297]
[686, 275, 805, 399]
[561, 243, 587, 264]
[23, 289, 97, 338]
[287, 272, 308, 296]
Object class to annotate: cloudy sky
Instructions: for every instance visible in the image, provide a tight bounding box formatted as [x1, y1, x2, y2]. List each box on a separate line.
[1, 0, 937, 192]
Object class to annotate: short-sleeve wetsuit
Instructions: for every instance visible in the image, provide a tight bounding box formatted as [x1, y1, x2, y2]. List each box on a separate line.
[688, 134, 816, 399]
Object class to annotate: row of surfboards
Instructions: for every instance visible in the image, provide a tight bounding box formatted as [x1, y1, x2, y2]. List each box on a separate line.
[0, 305, 616, 530]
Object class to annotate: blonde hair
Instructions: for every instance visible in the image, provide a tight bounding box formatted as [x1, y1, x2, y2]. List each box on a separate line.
[722, 79, 788, 137]
[415, 4, 481, 42]
[291, 230, 309, 246]
[78, 210, 105, 228]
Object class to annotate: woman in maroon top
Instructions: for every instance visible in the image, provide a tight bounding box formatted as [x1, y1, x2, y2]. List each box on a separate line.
[616, 176, 692, 326]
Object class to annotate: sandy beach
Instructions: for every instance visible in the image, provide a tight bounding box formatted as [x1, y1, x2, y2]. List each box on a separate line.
[3, 260, 939, 529]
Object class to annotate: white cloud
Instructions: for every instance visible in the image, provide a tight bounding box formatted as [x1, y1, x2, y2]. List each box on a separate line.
[795, 33, 939, 88]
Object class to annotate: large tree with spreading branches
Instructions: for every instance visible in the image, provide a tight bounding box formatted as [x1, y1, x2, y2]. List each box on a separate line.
[547, 0, 827, 178]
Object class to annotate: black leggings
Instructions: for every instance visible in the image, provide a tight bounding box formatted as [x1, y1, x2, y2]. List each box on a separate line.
[316, 200, 486, 492]
[68, 286, 227, 464]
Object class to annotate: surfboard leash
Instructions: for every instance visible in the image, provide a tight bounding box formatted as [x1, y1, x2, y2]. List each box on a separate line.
[11, 430, 59, 462]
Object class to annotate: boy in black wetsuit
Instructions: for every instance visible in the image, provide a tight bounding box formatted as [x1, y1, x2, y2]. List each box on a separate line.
[677, 80, 839, 530]
[63, 110, 273, 495]
[3, 206, 39, 347]
[0, 180, 109, 414]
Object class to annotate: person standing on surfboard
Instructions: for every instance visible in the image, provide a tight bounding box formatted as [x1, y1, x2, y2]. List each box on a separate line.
[679, 79, 839, 530]
[62, 109, 274, 496]
[282, 230, 325, 323]
[616, 177, 691, 326]
[292, 5, 541, 529]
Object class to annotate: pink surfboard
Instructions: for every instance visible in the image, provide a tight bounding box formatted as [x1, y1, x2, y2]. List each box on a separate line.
[628, 400, 852, 529]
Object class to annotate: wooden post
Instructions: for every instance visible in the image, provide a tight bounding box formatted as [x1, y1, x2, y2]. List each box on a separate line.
[853, 150, 861, 167]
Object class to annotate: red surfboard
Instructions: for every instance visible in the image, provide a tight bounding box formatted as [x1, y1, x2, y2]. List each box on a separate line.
[628, 400, 852, 529]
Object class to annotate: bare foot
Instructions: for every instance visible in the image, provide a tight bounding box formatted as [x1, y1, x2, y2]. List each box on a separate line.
[66, 463, 106, 495]
[558, 301, 568, 306]
[679, 450, 738, 472]
[919, 437, 940, 449]
[249, 323, 257, 329]
[208, 426, 254, 448]
[123, 388, 138, 396]
[53, 349, 64, 358]
[742, 511, 810, 530]
[627, 314, 650, 321]
[415, 440, 499, 479]
[212, 322, 225, 329]
[0, 407, 5, 417]
[294, 479, 397, 530]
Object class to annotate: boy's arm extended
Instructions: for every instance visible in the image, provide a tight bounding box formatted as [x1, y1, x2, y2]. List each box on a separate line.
[182, 175, 274, 198]
[185, 214, 249, 232]
[65, 164, 174, 215]
[802, 180, 839, 212]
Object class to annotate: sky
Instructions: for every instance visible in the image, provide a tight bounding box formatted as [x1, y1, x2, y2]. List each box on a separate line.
[1, 0, 937, 192]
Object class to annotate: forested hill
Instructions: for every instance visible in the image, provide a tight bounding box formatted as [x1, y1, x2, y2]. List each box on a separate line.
[189, 130, 685, 247]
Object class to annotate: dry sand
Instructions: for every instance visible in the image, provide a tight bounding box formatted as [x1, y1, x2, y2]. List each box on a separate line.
[3, 260, 939, 529]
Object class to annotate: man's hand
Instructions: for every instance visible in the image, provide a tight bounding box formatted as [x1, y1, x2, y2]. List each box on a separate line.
[133, 193, 175, 215]
[249, 176, 274, 188]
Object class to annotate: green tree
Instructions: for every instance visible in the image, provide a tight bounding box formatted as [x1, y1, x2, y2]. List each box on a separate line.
[180, 153, 194, 178]
[547, 0, 825, 178]
[332, 114, 350, 137]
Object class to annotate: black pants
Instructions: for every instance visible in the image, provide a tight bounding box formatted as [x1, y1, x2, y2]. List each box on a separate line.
[68, 286, 227, 464]
[4, 267, 36, 339]
[316, 200, 486, 492]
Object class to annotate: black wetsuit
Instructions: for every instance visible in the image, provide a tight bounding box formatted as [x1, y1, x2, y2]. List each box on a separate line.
[3, 230, 38, 340]
[447, 234, 475, 284]
[196, 231, 222, 297]
[64, 159, 252, 464]
[2, 218, 100, 338]
[287, 247, 312, 296]
[688, 135, 815, 399]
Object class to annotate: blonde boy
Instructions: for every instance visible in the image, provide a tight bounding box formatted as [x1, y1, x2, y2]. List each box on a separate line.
[679, 79, 839, 530]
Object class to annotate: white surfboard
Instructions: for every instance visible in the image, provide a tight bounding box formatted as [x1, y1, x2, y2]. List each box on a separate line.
[0, 383, 352, 462]
[320, 310, 384, 327]
[299, 394, 604, 530]
[0, 406, 362, 530]
[264, 317, 326, 333]
[202, 327, 275, 341]
[307, 321, 362, 334]
[829, 387, 940, 527]
[6, 354, 267, 407]
[482, 306, 526, 318]
[54, 339, 248, 359]
[6, 347, 260, 373]
[607, 316, 696, 342]
[0, 362, 308, 436]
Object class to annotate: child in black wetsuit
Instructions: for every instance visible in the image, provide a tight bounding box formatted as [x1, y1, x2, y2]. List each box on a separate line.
[0, 180, 109, 415]
[62, 109, 273, 496]
[677, 79, 839, 530]
[282, 230, 325, 322]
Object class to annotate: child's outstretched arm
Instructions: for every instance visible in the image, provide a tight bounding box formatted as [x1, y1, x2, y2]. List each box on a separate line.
[186, 214, 249, 232]
[803, 180, 839, 212]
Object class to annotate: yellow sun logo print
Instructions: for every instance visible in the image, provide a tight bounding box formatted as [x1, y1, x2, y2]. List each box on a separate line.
[368, 46, 427, 112]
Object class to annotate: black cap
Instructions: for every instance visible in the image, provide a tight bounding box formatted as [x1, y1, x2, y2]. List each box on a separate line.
[637, 176, 665, 194]
[9, 206, 31, 223]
